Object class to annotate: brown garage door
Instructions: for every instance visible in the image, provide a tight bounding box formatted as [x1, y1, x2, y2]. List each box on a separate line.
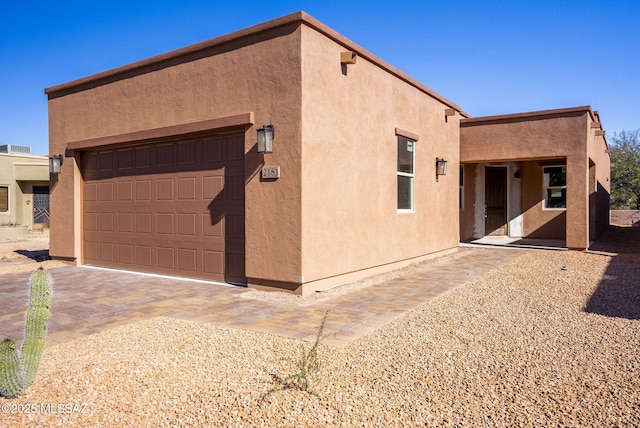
[82, 133, 245, 283]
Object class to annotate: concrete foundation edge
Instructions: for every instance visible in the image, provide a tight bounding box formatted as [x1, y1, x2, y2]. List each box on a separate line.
[248, 246, 460, 297]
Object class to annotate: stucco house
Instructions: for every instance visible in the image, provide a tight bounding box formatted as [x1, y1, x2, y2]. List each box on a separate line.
[0, 146, 50, 234]
[45, 11, 609, 295]
[459, 107, 610, 249]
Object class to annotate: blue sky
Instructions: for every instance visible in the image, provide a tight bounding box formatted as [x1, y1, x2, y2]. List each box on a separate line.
[1, 0, 638, 155]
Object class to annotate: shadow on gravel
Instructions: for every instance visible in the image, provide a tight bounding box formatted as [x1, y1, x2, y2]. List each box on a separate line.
[14, 249, 50, 262]
[584, 225, 640, 319]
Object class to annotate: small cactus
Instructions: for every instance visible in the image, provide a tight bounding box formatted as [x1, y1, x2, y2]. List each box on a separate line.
[0, 268, 52, 398]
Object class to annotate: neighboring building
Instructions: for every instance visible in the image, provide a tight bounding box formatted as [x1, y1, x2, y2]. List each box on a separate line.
[45, 11, 609, 294]
[459, 107, 610, 249]
[0, 151, 49, 231]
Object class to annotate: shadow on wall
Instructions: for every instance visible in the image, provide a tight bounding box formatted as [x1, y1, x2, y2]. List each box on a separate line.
[584, 225, 640, 319]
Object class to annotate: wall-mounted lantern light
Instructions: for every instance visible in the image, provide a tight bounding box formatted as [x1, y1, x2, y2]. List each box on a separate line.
[49, 154, 63, 174]
[435, 157, 447, 181]
[257, 125, 275, 154]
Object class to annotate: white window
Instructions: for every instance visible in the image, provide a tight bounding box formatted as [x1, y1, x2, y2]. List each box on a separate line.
[459, 165, 464, 210]
[397, 137, 415, 211]
[0, 185, 8, 213]
[543, 166, 566, 209]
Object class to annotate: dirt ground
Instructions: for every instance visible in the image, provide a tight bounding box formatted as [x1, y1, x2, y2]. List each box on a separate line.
[0, 236, 70, 275]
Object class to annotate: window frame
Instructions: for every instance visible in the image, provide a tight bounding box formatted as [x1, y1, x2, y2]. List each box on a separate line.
[0, 185, 9, 214]
[542, 165, 567, 210]
[397, 136, 416, 213]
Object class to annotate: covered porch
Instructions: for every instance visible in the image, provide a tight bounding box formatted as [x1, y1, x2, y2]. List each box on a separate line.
[459, 106, 610, 250]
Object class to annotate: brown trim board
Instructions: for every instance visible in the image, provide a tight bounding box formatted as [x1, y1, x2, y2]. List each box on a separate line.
[395, 127, 420, 142]
[66, 112, 254, 151]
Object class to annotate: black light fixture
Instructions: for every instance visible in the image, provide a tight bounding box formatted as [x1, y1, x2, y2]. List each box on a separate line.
[436, 157, 448, 180]
[49, 154, 63, 174]
[257, 125, 275, 154]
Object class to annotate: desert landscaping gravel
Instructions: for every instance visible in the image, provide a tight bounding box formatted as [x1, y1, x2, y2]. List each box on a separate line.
[1, 226, 639, 427]
[0, 236, 69, 275]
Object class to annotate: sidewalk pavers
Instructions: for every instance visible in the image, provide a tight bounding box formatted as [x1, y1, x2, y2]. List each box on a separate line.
[0, 247, 525, 347]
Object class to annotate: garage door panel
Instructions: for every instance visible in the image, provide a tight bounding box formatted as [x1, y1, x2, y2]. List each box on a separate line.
[203, 250, 224, 273]
[156, 178, 174, 200]
[98, 151, 114, 171]
[117, 213, 133, 232]
[177, 140, 197, 165]
[158, 247, 175, 269]
[99, 213, 114, 231]
[99, 243, 114, 262]
[135, 181, 152, 200]
[135, 246, 152, 266]
[203, 142, 223, 163]
[177, 213, 196, 236]
[177, 177, 196, 200]
[135, 213, 152, 234]
[82, 133, 245, 283]
[117, 181, 133, 201]
[135, 146, 152, 169]
[177, 248, 197, 272]
[118, 244, 134, 264]
[156, 213, 175, 235]
[84, 152, 98, 173]
[157, 143, 175, 167]
[85, 241, 98, 261]
[203, 176, 223, 200]
[117, 148, 135, 170]
[99, 182, 114, 201]
[85, 182, 97, 201]
[84, 213, 98, 231]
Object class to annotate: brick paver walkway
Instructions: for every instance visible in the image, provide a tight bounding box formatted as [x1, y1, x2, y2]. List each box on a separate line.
[0, 247, 525, 347]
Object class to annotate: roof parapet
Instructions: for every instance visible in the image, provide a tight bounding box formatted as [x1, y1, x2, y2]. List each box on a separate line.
[44, 11, 467, 116]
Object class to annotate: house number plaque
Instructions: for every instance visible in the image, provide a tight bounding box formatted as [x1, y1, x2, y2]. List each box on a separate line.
[261, 166, 280, 179]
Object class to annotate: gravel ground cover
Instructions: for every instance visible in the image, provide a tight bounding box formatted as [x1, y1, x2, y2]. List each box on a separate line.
[0, 236, 69, 275]
[1, 227, 639, 427]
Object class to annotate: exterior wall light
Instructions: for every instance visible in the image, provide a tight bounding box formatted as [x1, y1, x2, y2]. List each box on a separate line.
[436, 157, 448, 181]
[49, 154, 63, 174]
[257, 125, 275, 154]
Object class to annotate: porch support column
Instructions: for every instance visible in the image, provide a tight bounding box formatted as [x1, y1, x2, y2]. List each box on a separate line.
[566, 154, 589, 250]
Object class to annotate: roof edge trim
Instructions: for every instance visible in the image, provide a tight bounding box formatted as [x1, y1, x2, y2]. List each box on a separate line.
[45, 11, 467, 115]
[460, 106, 595, 126]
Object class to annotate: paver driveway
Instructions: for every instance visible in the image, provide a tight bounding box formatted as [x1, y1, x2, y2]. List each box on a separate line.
[0, 247, 526, 347]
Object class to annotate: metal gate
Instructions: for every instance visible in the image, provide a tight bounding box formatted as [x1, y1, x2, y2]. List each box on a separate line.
[32, 186, 50, 226]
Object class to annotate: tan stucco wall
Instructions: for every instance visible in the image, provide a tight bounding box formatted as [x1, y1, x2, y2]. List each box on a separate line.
[520, 160, 566, 239]
[47, 12, 464, 294]
[586, 114, 611, 239]
[461, 109, 596, 249]
[299, 26, 460, 291]
[47, 22, 305, 282]
[0, 154, 48, 228]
